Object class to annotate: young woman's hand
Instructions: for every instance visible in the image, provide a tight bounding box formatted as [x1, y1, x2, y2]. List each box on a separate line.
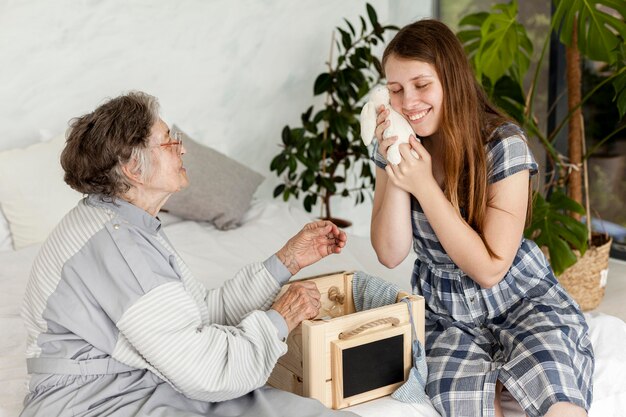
[385, 135, 437, 199]
[375, 105, 397, 161]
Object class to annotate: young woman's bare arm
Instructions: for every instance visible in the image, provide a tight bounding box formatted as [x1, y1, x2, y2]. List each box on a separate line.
[370, 167, 413, 268]
[387, 139, 529, 288]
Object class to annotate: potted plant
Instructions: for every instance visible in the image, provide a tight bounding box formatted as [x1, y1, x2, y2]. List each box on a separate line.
[457, 0, 626, 309]
[269, 4, 398, 227]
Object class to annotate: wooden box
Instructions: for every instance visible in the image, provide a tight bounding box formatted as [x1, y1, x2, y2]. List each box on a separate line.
[267, 271, 425, 409]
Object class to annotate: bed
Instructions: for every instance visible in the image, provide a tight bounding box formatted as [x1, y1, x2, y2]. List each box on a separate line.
[1, 135, 626, 417]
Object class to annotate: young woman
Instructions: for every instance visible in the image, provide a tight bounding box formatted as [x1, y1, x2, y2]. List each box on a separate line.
[370, 19, 593, 417]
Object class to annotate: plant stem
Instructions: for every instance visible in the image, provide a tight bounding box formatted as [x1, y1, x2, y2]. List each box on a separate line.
[585, 124, 626, 159]
[580, 113, 592, 243]
[321, 30, 336, 220]
[525, 30, 551, 121]
[566, 21, 583, 215]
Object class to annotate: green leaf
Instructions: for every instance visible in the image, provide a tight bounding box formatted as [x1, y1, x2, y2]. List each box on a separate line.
[313, 73, 332, 95]
[383, 24, 400, 31]
[347, 67, 366, 87]
[294, 151, 311, 170]
[474, 0, 533, 85]
[303, 194, 315, 212]
[281, 126, 291, 145]
[301, 106, 313, 124]
[457, 28, 483, 57]
[360, 161, 372, 177]
[458, 12, 489, 61]
[366, 3, 378, 29]
[269, 154, 281, 172]
[288, 157, 297, 174]
[321, 177, 337, 194]
[270, 154, 288, 175]
[546, 235, 578, 275]
[273, 184, 285, 198]
[313, 109, 325, 125]
[338, 28, 352, 51]
[553, 0, 626, 64]
[349, 52, 365, 70]
[459, 11, 489, 28]
[335, 116, 349, 138]
[343, 18, 355, 36]
[549, 190, 586, 214]
[524, 190, 589, 275]
[290, 127, 305, 144]
[302, 170, 315, 191]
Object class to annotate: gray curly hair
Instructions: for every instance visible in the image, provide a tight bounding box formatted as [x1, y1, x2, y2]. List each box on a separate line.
[61, 91, 160, 197]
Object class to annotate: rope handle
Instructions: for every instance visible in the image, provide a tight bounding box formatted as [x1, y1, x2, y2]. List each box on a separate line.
[327, 286, 345, 304]
[338, 317, 400, 340]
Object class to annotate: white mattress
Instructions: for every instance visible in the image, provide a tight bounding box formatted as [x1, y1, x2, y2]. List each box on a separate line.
[1, 199, 625, 417]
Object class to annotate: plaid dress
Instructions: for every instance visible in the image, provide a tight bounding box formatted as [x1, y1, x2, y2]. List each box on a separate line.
[372, 123, 594, 417]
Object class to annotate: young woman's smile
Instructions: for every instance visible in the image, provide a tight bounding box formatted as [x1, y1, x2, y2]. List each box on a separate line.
[384, 55, 443, 138]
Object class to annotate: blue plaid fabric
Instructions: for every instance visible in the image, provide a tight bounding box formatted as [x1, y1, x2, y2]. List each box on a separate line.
[352, 271, 429, 405]
[371, 123, 594, 417]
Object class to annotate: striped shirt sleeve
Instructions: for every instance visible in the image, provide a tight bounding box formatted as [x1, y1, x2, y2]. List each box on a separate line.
[112, 233, 290, 402]
[115, 279, 288, 402]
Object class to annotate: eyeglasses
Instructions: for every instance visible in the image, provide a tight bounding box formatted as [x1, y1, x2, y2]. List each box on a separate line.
[159, 131, 184, 156]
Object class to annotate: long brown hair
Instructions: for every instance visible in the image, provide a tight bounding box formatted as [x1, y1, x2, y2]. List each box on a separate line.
[382, 19, 512, 256]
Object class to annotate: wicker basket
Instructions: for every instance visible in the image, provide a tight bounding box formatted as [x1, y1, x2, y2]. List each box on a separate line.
[556, 234, 613, 311]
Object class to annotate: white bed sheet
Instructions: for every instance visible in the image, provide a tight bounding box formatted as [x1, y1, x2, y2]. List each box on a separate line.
[1, 199, 625, 417]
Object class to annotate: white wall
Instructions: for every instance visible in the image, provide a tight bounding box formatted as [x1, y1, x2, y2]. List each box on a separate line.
[0, 0, 433, 236]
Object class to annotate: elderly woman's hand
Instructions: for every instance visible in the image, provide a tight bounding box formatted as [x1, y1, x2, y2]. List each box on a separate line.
[276, 220, 347, 276]
[271, 281, 321, 332]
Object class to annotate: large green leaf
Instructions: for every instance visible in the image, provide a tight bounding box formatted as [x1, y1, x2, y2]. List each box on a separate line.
[524, 191, 589, 275]
[458, 12, 489, 59]
[474, 1, 533, 85]
[458, 3, 532, 87]
[553, 0, 626, 63]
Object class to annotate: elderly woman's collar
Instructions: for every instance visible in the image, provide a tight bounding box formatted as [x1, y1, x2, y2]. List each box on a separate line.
[86, 194, 162, 234]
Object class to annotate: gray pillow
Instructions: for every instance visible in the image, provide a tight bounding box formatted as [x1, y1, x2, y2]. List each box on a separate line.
[162, 125, 264, 230]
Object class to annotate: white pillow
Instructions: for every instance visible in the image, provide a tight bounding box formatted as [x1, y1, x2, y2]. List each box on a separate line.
[0, 134, 83, 250]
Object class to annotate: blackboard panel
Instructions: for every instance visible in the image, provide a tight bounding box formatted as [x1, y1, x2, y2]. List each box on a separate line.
[341, 334, 405, 398]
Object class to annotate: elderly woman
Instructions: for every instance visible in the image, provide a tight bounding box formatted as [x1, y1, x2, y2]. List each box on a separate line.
[20, 91, 354, 417]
